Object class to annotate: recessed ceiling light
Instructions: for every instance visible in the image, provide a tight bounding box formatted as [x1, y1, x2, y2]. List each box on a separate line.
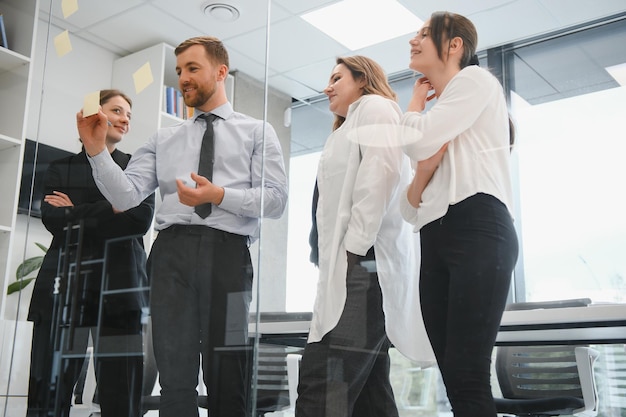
[204, 3, 240, 22]
[301, 0, 422, 51]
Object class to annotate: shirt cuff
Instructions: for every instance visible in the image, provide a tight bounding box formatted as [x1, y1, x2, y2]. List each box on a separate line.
[399, 185, 419, 225]
[343, 230, 373, 257]
[88, 150, 115, 178]
[218, 187, 245, 215]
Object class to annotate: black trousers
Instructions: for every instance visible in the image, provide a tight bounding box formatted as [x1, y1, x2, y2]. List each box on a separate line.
[295, 251, 398, 417]
[27, 278, 143, 417]
[148, 225, 253, 417]
[419, 193, 519, 417]
[27, 319, 85, 417]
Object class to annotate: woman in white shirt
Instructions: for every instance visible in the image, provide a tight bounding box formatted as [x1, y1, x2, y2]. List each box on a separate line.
[400, 12, 519, 417]
[296, 55, 433, 417]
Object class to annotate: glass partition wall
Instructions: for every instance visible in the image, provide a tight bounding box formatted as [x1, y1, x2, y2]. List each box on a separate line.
[279, 2, 626, 417]
[2, 0, 626, 416]
[284, 8, 626, 313]
[1, 0, 281, 416]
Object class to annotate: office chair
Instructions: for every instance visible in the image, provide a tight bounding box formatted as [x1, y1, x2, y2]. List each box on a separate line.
[595, 343, 626, 412]
[494, 298, 600, 417]
[254, 344, 304, 416]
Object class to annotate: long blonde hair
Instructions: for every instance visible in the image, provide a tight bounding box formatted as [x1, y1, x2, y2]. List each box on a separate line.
[332, 56, 396, 131]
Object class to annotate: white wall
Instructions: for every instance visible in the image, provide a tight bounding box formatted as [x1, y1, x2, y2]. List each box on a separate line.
[4, 20, 119, 322]
[27, 20, 119, 152]
[233, 71, 291, 312]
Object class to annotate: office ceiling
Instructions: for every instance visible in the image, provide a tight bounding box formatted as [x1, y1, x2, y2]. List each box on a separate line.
[38, 0, 626, 103]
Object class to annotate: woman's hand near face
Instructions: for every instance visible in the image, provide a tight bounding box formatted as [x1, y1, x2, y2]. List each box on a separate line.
[76, 109, 109, 157]
[407, 76, 435, 113]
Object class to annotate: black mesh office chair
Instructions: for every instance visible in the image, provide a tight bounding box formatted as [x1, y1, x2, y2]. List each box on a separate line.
[494, 298, 600, 417]
[254, 344, 303, 416]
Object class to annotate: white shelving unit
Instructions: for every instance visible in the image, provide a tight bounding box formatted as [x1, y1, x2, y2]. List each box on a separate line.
[0, 0, 38, 415]
[0, 0, 37, 304]
[112, 43, 179, 154]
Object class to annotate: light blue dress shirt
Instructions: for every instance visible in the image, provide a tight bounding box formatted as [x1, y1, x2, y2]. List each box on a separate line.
[88, 102, 288, 241]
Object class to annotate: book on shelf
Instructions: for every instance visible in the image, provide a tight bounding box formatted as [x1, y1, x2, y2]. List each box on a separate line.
[0, 14, 7, 49]
[163, 85, 194, 119]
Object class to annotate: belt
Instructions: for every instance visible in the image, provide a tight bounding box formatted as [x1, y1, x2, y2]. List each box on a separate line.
[160, 224, 247, 243]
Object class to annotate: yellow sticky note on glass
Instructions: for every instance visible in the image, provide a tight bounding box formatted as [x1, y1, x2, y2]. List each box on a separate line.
[133, 62, 154, 94]
[83, 91, 100, 117]
[62, 0, 79, 18]
[54, 30, 72, 57]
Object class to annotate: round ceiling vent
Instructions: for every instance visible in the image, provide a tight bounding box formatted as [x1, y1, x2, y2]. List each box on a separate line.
[204, 3, 240, 22]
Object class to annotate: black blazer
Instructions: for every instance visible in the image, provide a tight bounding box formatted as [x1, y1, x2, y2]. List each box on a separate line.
[28, 149, 155, 326]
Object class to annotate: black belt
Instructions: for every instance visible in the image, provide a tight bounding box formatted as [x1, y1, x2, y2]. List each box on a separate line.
[161, 224, 247, 243]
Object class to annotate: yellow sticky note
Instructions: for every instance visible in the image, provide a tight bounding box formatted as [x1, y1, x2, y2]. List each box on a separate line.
[62, 0, 79, 18]
[133, 62, 154, 94]
[54, 30, 72, 57]
[83, 91, 100, 117]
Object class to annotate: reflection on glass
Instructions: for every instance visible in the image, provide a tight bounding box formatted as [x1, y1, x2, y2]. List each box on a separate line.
[25, 89, 154, 417]
[3, 0, 279, 415]
[1, 0, 625, 416]
[283, 6, 626, 417]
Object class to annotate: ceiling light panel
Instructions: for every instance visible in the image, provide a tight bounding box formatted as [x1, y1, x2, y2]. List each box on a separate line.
[301, 0, 423, 50]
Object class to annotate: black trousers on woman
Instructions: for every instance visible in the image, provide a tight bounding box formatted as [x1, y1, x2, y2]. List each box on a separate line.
[27, 252, 144, 417]
[419, 193, 518, 417]
[295, 250, 398, 417]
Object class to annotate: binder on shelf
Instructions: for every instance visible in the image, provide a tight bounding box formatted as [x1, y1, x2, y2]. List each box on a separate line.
[164, 86, 175, 116]
[163, 85, 194, 119]
[0, 14, 7, 49]
[185, 104, 194, 120]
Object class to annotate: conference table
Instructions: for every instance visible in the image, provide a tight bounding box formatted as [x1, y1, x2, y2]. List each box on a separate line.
[495, 303, 626, 345]
[249, 303, 626, 347]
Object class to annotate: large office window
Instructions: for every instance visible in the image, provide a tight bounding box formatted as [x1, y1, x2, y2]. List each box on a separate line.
[507, 16, 626, 304]
[284, 14, 626, 417]
[286, 150, 321, 312]
[287, 15, 626, 310]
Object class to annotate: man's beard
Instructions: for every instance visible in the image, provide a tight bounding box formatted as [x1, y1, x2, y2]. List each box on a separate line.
[184, 83, 217, 109]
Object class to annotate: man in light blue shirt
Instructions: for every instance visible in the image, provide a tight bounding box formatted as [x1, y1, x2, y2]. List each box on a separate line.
[77, 36, 287, 417]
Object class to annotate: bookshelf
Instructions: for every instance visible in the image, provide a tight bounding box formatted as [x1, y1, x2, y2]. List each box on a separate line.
[0, 0, 38, 414]
[0, 0, 37, 307]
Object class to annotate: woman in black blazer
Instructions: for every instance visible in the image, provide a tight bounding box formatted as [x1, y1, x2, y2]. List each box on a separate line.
[26, 89, 155, 417]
